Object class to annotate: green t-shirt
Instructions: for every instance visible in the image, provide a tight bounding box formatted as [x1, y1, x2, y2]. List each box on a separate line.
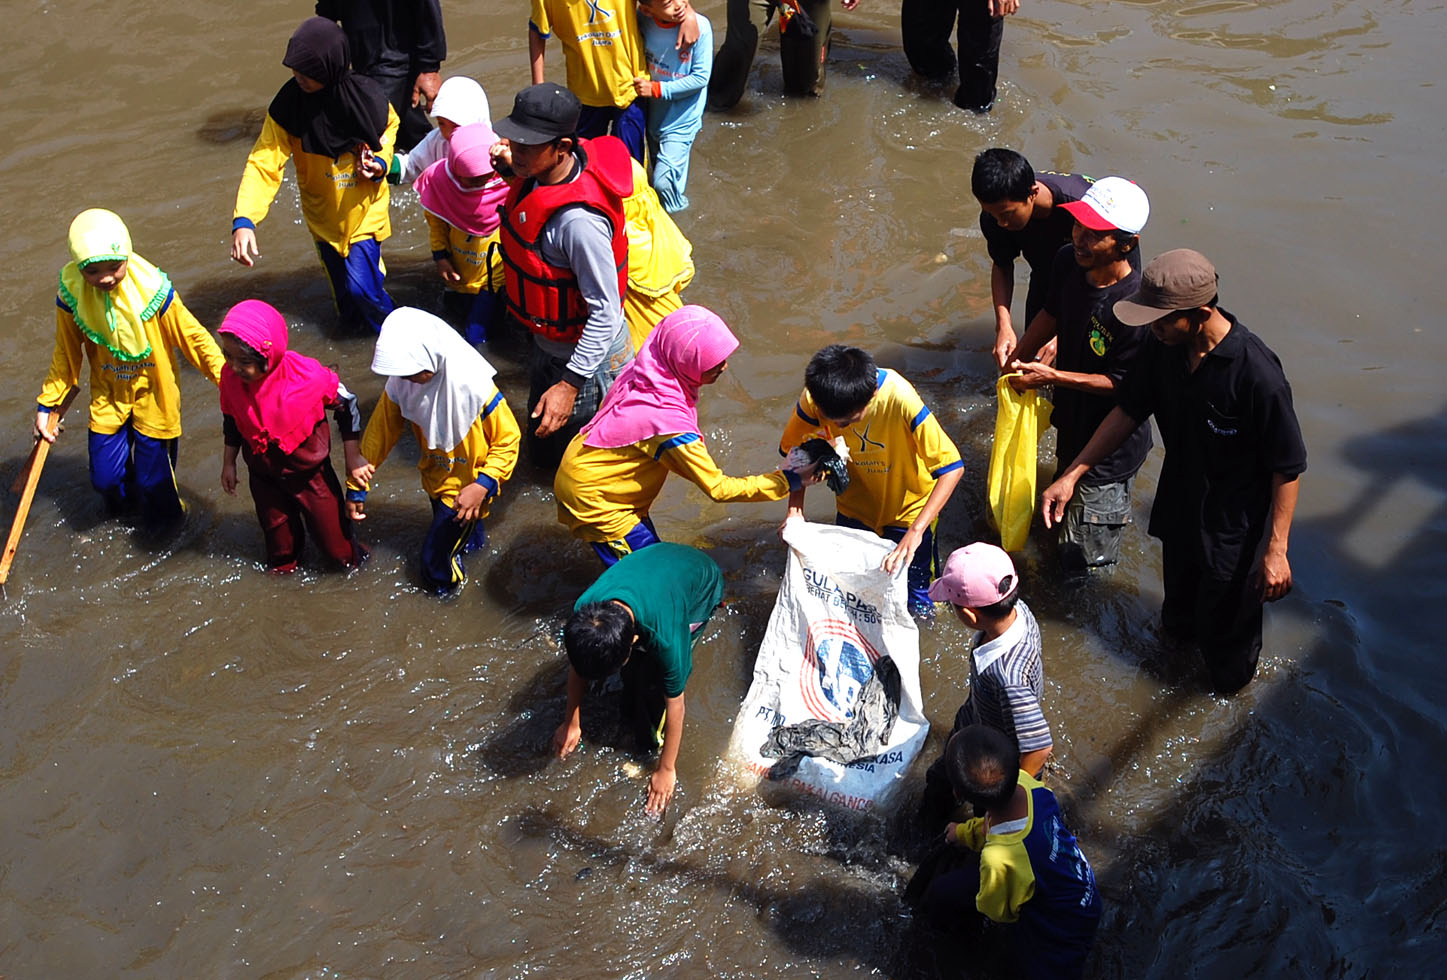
[575, 543, 724, 697]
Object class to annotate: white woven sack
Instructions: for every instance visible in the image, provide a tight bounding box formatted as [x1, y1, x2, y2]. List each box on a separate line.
[726, 520, 929, 813]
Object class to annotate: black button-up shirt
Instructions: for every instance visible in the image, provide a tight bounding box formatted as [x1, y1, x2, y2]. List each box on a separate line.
[1118, 312, 1307, 579]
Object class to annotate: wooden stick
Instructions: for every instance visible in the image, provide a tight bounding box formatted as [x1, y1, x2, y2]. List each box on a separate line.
[2, 390, 77, 589]
[11, 388, 78, 496]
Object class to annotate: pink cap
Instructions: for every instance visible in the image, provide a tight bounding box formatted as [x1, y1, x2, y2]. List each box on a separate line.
[927, 543, 1018, 608]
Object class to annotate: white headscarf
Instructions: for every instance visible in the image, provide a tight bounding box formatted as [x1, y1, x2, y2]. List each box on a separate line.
[371, 307, 499, 451]
[429, 76, 490, 127]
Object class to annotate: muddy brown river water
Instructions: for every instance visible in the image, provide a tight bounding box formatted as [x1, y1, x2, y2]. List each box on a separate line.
[2, 1, 1444, 977]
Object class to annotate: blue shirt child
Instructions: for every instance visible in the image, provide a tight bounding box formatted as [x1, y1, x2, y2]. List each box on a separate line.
[638, 10, 712, 212]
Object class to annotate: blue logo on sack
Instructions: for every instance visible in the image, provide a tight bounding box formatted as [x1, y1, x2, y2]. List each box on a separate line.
[802, 620, 879, 721]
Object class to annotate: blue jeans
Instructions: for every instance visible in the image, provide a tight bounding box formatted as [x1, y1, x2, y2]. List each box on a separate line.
[88, 420, 181, 527]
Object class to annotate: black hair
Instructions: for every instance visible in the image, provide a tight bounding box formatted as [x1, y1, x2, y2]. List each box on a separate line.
[975, 572, 1021, 621]
[563, 601, 634, 679]
[223, 334, 267, 368]
[1181, 297, 1219, 326]
[945, 725, 1021, 811]
[971, 148, 1035, 204]
[804, 345, 877, 421]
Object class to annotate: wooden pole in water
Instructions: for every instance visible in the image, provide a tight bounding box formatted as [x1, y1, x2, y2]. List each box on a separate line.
[2, 388, 77, 590]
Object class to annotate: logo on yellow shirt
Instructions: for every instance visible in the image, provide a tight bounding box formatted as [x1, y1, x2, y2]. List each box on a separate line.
[851, 423, 885, 454]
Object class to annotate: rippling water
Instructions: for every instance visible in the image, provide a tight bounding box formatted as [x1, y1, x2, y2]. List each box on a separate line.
[2, 1, 1443, 977]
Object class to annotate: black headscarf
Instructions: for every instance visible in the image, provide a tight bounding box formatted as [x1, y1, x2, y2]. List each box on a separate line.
[268, 17, 390, 160]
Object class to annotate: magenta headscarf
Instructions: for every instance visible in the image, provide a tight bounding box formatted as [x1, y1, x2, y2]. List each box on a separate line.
[218, 300, 340, 455]
[582, 305, 740, 450]
[415, 122, 508, 238]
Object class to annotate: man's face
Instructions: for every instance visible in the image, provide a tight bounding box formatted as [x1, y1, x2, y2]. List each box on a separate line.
[1071, 221, 1123, 270]
[1149, 310, 1198, 345]
[978, 190, 1036, 232]
[505, 138, 569, 180]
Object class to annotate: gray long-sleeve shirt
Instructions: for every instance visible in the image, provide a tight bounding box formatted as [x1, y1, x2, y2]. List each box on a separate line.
[533, 203, 628, 385]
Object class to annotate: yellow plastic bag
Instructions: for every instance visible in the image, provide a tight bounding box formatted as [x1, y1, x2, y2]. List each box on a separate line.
[987, 374, 1052, 552]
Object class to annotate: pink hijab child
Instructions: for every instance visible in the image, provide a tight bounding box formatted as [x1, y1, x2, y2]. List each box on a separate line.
[414, 121, 510, 344]
[554, 304, 821, 565]
[218, 300, 366, 573]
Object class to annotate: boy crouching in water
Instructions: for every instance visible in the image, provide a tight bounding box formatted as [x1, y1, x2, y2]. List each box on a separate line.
[916, 725, 1101, 980]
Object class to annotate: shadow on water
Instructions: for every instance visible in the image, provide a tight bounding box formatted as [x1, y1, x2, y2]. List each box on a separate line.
[1079, 404, 1447, 976]
[2, 450, 103, 533]
[195, 105, 266, 145]
[512, 803, 999, 979]
[182, 248, 449, 339]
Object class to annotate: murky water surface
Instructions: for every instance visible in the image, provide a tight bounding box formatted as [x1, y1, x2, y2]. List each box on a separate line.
[2, 1, 1443, 976]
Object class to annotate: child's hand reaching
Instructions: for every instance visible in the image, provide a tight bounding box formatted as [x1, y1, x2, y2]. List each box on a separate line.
[231, 227, 260, 267]
[357, 144, 385, 179]
[453, 483, 486, 522]
[221, 459, 238, 496]
[346, 499, 366, 522]
[435, 257, 462, 284]
[349, 459, 376, 489]
[489, 141, 517, 179]
[632, 75, 654, 98]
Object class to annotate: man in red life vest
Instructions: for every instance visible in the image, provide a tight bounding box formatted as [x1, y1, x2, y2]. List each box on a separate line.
[491, 82, 635, 468]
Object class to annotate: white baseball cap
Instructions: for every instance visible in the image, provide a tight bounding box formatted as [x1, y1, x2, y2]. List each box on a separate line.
[1060, 176, 1150, 235]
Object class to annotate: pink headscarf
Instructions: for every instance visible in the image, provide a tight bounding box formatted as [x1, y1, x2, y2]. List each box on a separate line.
[415, 122, 508, 238]
[218, 300, 340, 455]
[582, 305, 740, 449]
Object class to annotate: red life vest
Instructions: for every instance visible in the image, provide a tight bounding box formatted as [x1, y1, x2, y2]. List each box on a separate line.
[498, 137, 632, 344]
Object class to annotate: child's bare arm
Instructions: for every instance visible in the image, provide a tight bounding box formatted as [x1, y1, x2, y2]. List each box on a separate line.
[341, 437, 366, 478]
[221, 443, 240, 496]
[675, 3, 700, 57]
[529, 28, 547, 84]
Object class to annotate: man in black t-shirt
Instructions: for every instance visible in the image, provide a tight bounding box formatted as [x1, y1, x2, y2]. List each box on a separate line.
[317, 0, 447, 152]
[1009, 177, 1152, 569]
[1041, 250, 1306, 693]
[972, 148, 1102, 369]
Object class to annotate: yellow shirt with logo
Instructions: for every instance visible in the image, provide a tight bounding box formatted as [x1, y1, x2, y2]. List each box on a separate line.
[779, 368, 963, 533]
[426, 215, 505, 296]
[234, 107, 400, 257]
[555, 430, 794, 542]
[38, 291, 224, 440]
[350, 386, 520, 511]
[531, 0, 645, 109]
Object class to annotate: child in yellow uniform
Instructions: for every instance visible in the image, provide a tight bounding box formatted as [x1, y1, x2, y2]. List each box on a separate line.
[231, 17, 400, 334]
[555, 306, 813, 564]
[414, 121, 509, 344]
[620, 157, 695, 352]
[34, 209, 224, 528]
[780, 344, 964, 616]
[347, 308, 520, 593]
[528, 0, 697, 162]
